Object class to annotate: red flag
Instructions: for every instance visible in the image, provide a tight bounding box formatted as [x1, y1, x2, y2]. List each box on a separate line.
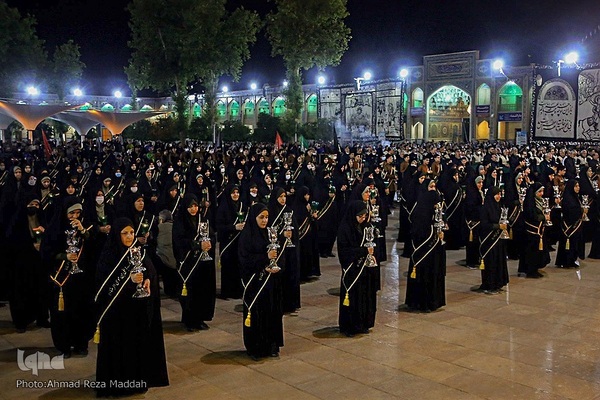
[41, 130, 53, 160]
[274, 131, 283, 150]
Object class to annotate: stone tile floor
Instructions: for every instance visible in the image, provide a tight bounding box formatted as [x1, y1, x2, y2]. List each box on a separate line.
[2, 210, 600, 399]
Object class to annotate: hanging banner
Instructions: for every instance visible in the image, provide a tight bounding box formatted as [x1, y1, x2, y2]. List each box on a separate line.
[576, 68, 600, 141]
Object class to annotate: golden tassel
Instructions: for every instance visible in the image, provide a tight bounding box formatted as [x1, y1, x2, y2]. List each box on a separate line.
[566, 238, 570, 250]
[93, 325, 100, 344]
[58, 289, 64, 311]
[244, 311, 251, 327]
[410, 267, 416, 279]
[469, 229, 473, 242]
[509, 228, 513, 240]
[539, 237, 543, 251]
[343, 293, 350, 306]
[479, 259, 485, 270]
[181, 283, 188, 297]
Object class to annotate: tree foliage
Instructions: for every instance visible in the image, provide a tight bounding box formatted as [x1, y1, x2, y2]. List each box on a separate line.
[126, 0, 261, 143]
[266, 0, 351, 120]
[49, 40, 86, 100]
[0, 1, 47, 96]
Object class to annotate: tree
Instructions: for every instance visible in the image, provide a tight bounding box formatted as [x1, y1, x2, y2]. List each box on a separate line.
[221, 120, 251, 142]
[49, 40, 86, 101]
[126, 0, 261, 143]
[266, 0, 351, 121]
[0, 1, 47, 97]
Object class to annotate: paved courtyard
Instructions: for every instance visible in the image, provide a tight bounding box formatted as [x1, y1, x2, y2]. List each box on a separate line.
[1, 210, 600, 399]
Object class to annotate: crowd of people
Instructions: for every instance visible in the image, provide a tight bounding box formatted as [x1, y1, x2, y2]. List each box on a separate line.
[0, 136, 598, 396]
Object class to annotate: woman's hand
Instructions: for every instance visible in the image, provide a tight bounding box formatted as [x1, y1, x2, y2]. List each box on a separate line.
[70, 219, 84, 232]
[99, 225, 111, 234]
[235, 222, 245, 231]
[33, 226, 45, 233]
[142, 279, 151, 295]
[201, 240, 211, 252]
[131, 272, 143, 284]
[268, 249, 277, 259]
[137, 234, 148, 245]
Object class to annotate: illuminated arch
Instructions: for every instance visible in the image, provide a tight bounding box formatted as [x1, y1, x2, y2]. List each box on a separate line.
[477, 83, 491, 105]
[258, 98, 269, 115]
[306, 94, 317, 122]
[412, 88, 423, 108]
[272, 97, 286, 117]
[427, 85, 471, 141]
[217, 100, 226, 119]
[229, 100, 240, 119]
[498, 82, 523, 112]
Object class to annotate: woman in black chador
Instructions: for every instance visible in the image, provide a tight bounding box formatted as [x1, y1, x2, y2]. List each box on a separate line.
[478, 186, 509, 294]
[215, 184, 246, 299]
[94, 218, 169, 397]
[404, 179, 446, 312]
[519, 182, 550, 277]
[293, 186, 320, 280]
[337, 200, 377, 337]
[464, 176, 485, 269]
[42, 197, 94, 358]
[438, 166, 465, 250]
[238, 203, 284, 360]
[173, 194, 216, 331]
[555, 180, 585, 268]
[268, 187, 301, 313]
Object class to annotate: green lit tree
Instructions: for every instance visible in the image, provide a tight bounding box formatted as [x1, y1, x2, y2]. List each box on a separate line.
[126, 0, 261, 143]
[49, 40, 86, 101]
[266, 0, 351, 122]
[0, 1, 47, 97]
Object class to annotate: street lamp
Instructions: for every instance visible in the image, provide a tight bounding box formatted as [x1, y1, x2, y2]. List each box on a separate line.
[556, 51, 579, 77]
[73, 88, 83, 97]
[250, 82, 257, 90]
[222, 86, 229, 93]
[283, 80, 288, 88]
[26, 86, 39, 97]
[114, 90, 122, 98]
[317, 75, 326, 85]
[354, 71, 373, 90]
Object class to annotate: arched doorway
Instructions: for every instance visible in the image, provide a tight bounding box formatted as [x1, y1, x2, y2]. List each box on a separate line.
[477, 121, 490, 140]
[427, 85, 471, 142]
[411, 122, 423, 140]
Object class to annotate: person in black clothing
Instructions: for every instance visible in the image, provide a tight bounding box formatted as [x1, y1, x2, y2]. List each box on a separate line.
[94, 217, 169, 396]
[555, 180, 585, 268]
[238, 203, 284, 360]
[337, 200, 378, 336]
[478, 186, 509, 294]
[519, 182, 551, 277]
[404, 179, 446, 312]
[172, 194, 216, 331]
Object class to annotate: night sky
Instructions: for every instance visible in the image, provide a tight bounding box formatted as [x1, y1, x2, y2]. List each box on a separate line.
[6, 0, 600, 96]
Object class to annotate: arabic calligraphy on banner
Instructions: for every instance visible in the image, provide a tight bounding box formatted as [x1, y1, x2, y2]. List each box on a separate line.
[535, 100, 575, 138]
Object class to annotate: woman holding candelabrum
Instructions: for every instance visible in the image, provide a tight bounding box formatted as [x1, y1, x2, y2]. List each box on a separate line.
[464, 176, 485, 269]
[404, 179, 446, 312]
[268, 187, 301, 314]
[216, 184, 246, 299]
[519, 183, 551, 278]
[578, 165, 598, 243]
[173, 194, 216, 331]
[238, 203, 284, 360]
[337, 200, 378, 336]
[477, 186, 509, 294]
[94, 217, 168, 397]
[42, 197, 94, 358]
[555, 180, 585, 268]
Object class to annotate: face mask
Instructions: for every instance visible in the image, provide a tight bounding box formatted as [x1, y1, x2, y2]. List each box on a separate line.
[131, 187, 138, 193]
[28, 177, 37, 186]
[250, 192, 257, 197]
[96, 196, 104, 205]
[27, 206, 38, 216]
[115, 172, 122, 178]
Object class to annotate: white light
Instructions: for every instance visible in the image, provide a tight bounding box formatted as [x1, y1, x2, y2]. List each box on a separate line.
[564, 51, 578, 64]
[222, 86, 229, 93]
[317, 75, 326, 85]
[363, 71, 372, 80]
[492, 59, 504, 70]
[399, 68, 409, 79]
[250, 83, 257, 90]
[26, 86, 39, 96]
[73, 88, 83, 96]
[114, 90, 122, 98]
[283, 80, 288, 87]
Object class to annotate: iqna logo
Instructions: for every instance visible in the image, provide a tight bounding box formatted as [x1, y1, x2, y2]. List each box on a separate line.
[17, 350, 64, 376]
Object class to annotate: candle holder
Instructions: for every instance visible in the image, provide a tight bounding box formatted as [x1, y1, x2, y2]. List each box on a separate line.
[499, 207, 510, 239]
[582, 195, 590, 222]
[129, 246, 150, 298]
[553, 185, 561, 209]
[65, 229, 83, 274]
[542, 198, 553, 226]
[519, 187, 527, 212]
[364, 226, 377, 267]
[267, 227, 281, 272]
[283, 212, 295, 248]
[371, 204, 381, 222]
[198, 222, 213, 261]
[434, 202, 448, 245]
